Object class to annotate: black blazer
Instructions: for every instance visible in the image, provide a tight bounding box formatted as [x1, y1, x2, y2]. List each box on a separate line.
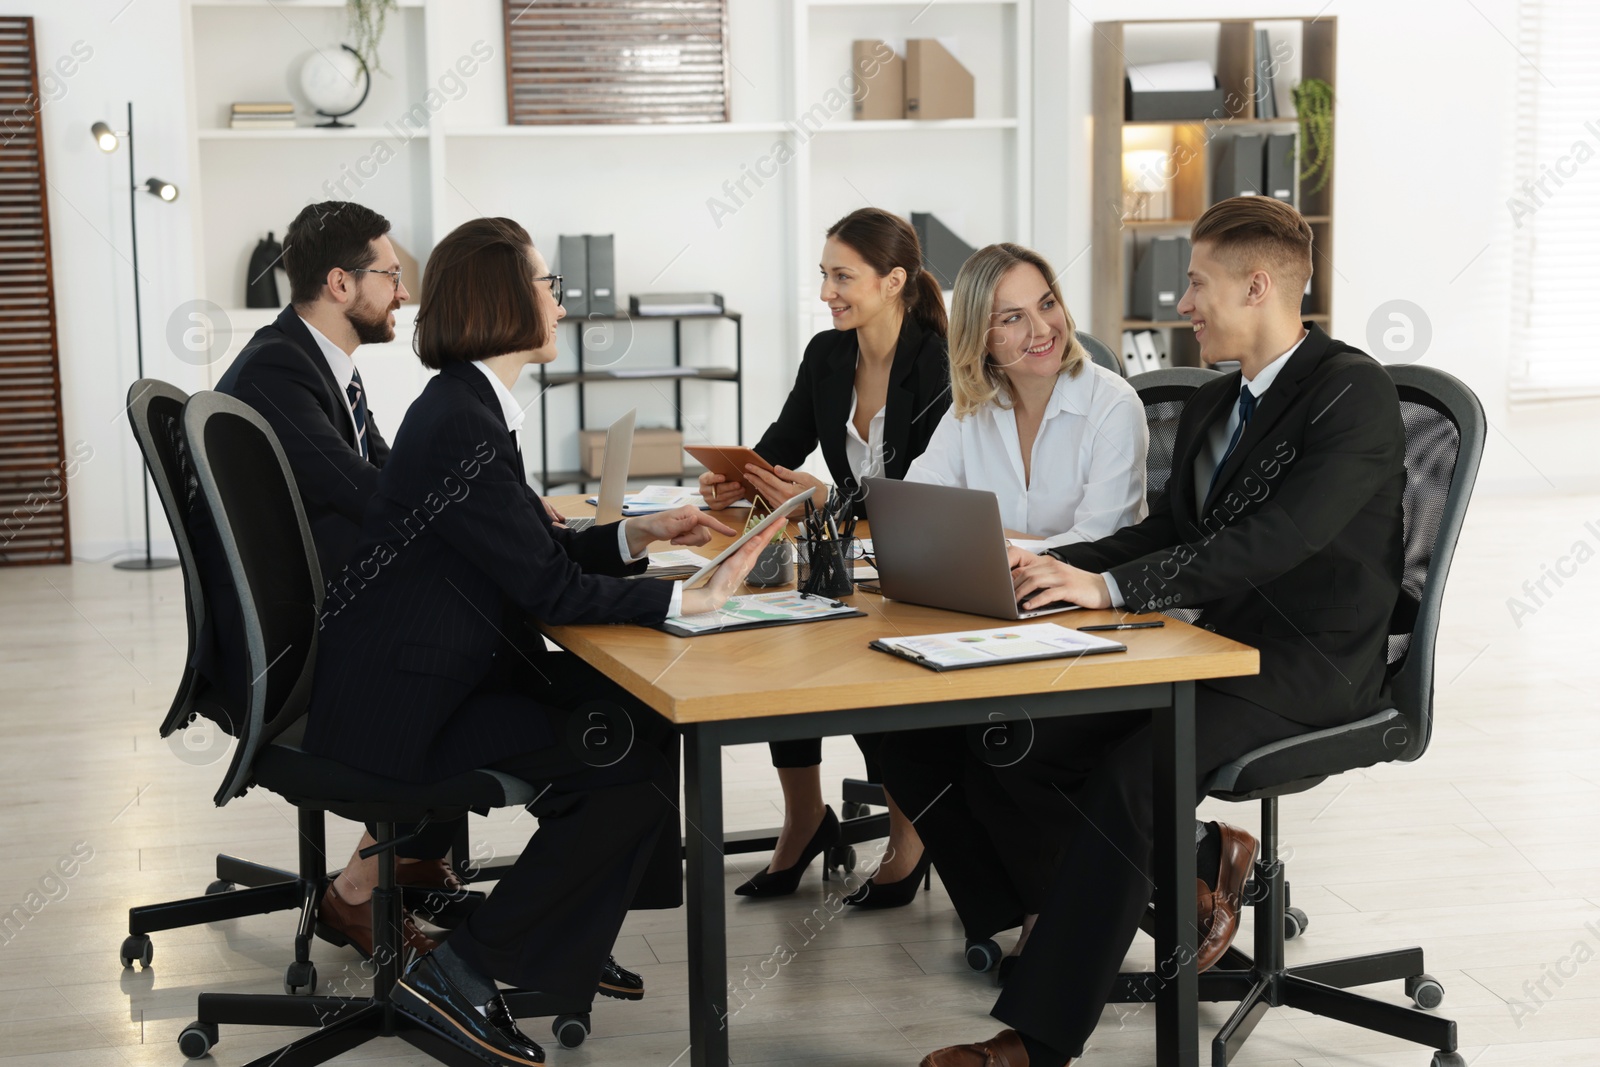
[216, 306, 390, 579]
[302, 361, 672, 783]
[754, 316, 949, 516]
[1052, 326, 1406, 729]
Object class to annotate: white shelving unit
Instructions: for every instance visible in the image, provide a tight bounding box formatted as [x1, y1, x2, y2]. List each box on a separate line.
[181, 0, 1033, 481]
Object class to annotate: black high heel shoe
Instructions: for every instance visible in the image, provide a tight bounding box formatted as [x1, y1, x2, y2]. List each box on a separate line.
[843, 851, 932, 909]
[735, 807, 841, 898]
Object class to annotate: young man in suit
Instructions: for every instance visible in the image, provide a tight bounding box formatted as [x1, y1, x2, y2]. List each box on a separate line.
[908, 196, 1407, 1066]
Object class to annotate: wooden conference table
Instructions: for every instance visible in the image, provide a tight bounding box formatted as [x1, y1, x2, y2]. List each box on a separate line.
[542, 496, 1258, 1067]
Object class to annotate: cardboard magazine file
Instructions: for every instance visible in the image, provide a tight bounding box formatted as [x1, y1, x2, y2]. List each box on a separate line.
[905, 39, 974, 120]
[852, 40, 905, 120]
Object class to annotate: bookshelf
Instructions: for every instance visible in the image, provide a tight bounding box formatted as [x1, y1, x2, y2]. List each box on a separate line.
[1090, 17, 1336, 366]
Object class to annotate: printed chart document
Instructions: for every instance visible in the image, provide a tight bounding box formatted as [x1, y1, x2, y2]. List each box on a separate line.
[871, 622, 1125, 671]
[659, 591, 864, 637]
[585, 485, 709, 514]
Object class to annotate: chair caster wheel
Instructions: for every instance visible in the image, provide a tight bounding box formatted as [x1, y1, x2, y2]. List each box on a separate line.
[205, 879, 234, 895]
[965, 938, 1001, 973]
[177, 1021, 218, 1059]
[1430, 1053, 1466, 1067]
[120, 934, 152, 969]
[841, 801, 867, 820]
[1407, 973, 1445, 1010]
[284, 960, 317, 995]
[1283, 906, 1309, 941]
[829, 844, 856, 873]
[553, 1012, 590, 1048]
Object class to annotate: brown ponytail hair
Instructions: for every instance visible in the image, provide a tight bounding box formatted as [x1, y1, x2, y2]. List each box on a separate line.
[824, 208, 948, 339]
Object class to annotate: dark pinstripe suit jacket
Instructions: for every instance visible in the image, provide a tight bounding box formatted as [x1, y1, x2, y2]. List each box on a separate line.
[302, 361, 673, 782]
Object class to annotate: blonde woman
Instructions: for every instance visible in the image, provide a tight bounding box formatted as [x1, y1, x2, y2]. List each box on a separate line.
[906, 242, 1147, 548]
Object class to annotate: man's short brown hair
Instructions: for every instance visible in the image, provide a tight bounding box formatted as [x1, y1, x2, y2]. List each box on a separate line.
[414, 217, 544, 369]
[1190, 196, 1313, 305]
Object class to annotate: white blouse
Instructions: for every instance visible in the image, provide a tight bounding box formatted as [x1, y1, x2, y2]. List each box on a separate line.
[905, 361, 1148, 549]
[843, 386, 888, 485]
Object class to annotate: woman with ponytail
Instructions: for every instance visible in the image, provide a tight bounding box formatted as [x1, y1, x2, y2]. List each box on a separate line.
[699, 207, 949, 907]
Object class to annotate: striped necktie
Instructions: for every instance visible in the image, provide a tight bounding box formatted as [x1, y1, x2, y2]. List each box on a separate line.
[346, 369, 368, 460]
[1206, 383, 1255, 503]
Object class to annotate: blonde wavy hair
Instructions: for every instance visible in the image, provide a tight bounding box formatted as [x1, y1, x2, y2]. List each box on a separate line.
[949, 243, 1085, 419]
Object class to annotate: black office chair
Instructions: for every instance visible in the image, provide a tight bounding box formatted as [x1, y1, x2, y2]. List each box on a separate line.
[173, 390, 592, 1062]
[1109, 364, 1482, 1067]
[121, 379, 328, 994]
[1078, 329, 1127, 377]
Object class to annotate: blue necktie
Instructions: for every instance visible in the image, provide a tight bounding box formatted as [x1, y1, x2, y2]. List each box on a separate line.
[346, 370, 368, 460]
[1206, 383, 1255, 503]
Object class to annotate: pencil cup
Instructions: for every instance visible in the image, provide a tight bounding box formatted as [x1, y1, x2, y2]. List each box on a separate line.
[796, 536, 855, 598]
[746, 541, 795, 587]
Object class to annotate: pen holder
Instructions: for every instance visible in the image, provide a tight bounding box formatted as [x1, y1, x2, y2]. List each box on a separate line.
[797, 536, 855, 598]
[746, 541, 795, 588]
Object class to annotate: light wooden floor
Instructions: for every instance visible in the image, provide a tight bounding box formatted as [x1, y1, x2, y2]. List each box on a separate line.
[2, 491, 1598, 1066]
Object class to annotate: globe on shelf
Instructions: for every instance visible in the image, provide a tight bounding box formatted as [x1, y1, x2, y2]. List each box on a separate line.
[299, 44, 370, 128]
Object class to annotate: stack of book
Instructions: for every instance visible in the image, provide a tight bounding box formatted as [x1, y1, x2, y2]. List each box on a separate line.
[230, 103, 296, 130]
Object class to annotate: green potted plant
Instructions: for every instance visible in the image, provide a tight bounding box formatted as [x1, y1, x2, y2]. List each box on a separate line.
[1292, 77, 1334, 196]
[347, 0, 398, 74]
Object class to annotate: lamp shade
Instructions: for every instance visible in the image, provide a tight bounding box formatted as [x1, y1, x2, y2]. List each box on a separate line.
[91, 121, 118, 152]
[144, 177, 178, 202]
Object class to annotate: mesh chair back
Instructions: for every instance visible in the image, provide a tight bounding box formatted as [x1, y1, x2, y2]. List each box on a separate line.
[1077, 330, 1124, 378]
[184, 391, 325, 806]
[1382, 365, 1484, 760]
[125, 380, 208, 736]
[1129, 367, 1220, 509]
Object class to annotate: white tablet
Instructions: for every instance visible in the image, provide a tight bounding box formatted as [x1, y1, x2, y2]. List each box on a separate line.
[681, 487, 815, 590]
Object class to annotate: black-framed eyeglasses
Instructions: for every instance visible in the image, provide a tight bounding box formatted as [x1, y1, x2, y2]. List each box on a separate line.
[346, 267, 403, 292]
[534, 273, 564, 307]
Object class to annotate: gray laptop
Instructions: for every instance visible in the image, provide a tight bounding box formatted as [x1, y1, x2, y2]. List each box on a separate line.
[862, 478, 1075, 620]
[565, 409, 636, 531]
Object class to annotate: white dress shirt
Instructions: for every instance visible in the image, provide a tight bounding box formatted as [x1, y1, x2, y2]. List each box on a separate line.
[470, 361, 685, 617]
[300, 317, 363, 446]
[906, 361, 1149, 549]
[843, 384, 888, 485]
[1103, 333, 1306, 608]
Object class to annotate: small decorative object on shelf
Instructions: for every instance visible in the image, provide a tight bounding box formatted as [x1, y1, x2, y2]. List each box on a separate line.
[300, 43, 371, 128]
[346, 0, 397, 75]
[246, 232, 285, 308]
[1122, 149, 1171, 221]
[630, 292, 725, 317]
[1292, 77, 1334, 195]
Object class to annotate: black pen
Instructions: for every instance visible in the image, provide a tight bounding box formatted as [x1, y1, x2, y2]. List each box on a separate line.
[1077, 621, 1166, 632]
[801, 591, 846, 609]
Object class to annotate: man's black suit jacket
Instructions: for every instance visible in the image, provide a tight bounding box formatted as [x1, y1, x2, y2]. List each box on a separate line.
[754, 317, 949, 516]
[303, 361, 673, 783]
[1052, 326, 1405, 729]
[216, 306, 389, 580]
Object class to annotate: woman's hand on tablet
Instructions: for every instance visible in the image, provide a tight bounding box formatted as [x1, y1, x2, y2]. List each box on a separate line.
[681, 533, 767, 616]
[625, 506, 737, 557]
[699, 470, 743, 510]
[742, 464, 826, 515]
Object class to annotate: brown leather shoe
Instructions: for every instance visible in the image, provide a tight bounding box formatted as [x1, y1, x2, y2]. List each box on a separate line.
[317, 883, 439, 960]
[1196, 823, 1257, 973]
[395, 858, 464, 892]
[920, 1029, 1033, 1067]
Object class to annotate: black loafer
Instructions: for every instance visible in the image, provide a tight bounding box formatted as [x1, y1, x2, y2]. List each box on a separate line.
[394, 952, 545, 1065]
[598, 954, 645, 1000]
[486, 994, 548, 1063]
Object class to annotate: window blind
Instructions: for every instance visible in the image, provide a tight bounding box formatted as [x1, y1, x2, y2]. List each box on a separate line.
[1509, 0, 1600, 402]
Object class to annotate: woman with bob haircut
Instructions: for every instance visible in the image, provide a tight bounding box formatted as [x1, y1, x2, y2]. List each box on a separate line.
[303, 217, 767, 1066]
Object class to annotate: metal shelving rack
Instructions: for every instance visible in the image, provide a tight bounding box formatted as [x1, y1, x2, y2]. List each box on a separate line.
[536, 310, 744, 493]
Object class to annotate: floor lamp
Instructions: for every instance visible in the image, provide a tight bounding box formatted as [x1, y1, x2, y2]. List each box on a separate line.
[94, 103, 181, 571]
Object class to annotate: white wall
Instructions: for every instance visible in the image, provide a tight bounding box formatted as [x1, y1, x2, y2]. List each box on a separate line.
[20, 0, 1594, 563]
[1034, 0, 1600, 495]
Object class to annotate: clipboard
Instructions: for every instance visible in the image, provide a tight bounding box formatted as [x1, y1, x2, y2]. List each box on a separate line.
[869, 623, 1126, 672]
